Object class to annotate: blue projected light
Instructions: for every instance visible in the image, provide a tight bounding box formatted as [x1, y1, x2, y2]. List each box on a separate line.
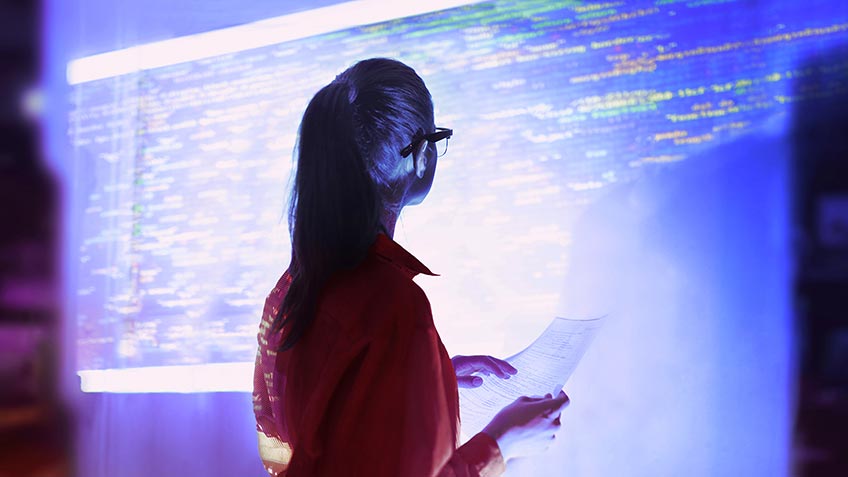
[67, 0, 834, 419]
[65, 1, 848, 474]
[68, 0, 838, 388]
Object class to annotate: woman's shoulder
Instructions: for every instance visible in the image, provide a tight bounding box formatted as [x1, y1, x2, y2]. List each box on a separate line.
[321, 257, 435, 335]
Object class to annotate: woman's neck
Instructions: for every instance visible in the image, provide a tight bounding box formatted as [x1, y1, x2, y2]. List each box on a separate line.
[379, 209, 399, 239]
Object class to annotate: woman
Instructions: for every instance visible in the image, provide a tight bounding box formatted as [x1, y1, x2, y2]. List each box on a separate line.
[253, 58, 569, 477]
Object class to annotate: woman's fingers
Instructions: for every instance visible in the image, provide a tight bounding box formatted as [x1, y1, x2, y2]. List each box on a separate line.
[517, 390, 571, 419]
[474, 356, 512, 378]
[560, 392, 570, 407]
[551, 390, 570, 410]
[456, 375, 484, 388]
[537, 391, 570, 421]
[455, 355, 517, 379]
[453, 356, 488, 375]
[488, 356, 518, 376]
[553, 399, 570, 415]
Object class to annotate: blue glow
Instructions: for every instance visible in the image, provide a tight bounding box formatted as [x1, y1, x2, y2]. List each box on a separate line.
[55, 0, 848, 474]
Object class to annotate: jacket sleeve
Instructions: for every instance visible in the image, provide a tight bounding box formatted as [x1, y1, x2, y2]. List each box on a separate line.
[400, 326, 507, 477]
[253, 348, 293, 476]
[302, 288, 506, 477]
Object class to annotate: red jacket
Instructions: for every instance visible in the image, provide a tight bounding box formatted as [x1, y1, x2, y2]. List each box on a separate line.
[253, 233, 505, 476]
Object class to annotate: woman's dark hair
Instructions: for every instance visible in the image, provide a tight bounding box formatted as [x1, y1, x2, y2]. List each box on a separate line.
[272, 58, 434, 351]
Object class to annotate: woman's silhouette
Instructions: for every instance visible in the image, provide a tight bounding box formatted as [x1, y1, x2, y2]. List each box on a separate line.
[252, 58, 569, 477]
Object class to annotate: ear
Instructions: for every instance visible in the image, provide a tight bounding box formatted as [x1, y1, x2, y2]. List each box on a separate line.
[413, 140, 428, 179]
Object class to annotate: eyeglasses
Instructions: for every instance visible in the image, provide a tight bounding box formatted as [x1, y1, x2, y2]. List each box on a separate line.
[400, 127, 453, 158]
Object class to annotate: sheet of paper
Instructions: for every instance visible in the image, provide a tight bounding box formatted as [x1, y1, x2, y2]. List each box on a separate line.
[458, 316, 604, 438]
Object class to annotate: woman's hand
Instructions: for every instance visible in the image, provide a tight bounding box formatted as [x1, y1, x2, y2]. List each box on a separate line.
[451, 355, 518, 388]
[482, 391, 570, 462]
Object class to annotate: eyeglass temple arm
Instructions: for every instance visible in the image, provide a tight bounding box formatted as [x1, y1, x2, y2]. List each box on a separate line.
[400, 128, 452, 157]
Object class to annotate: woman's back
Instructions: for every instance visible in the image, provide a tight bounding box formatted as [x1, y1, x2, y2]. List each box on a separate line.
[255, 234, 505, 476]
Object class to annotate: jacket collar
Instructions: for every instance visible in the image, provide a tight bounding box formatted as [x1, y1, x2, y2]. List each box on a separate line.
[371, 233, 438, 278]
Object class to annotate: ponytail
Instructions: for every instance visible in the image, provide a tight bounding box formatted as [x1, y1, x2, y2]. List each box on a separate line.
[272, 58, 434, 351]
[272, 79, 381, 351]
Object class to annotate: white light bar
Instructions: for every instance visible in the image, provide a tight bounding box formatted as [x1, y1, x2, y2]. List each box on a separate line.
[67, 0, 486, 85]
[78, 363, 254, 393]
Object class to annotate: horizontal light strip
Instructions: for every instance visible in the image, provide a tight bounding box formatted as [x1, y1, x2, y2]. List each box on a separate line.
[78, 362, 254, 393]
[67, 0, 486, 85]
